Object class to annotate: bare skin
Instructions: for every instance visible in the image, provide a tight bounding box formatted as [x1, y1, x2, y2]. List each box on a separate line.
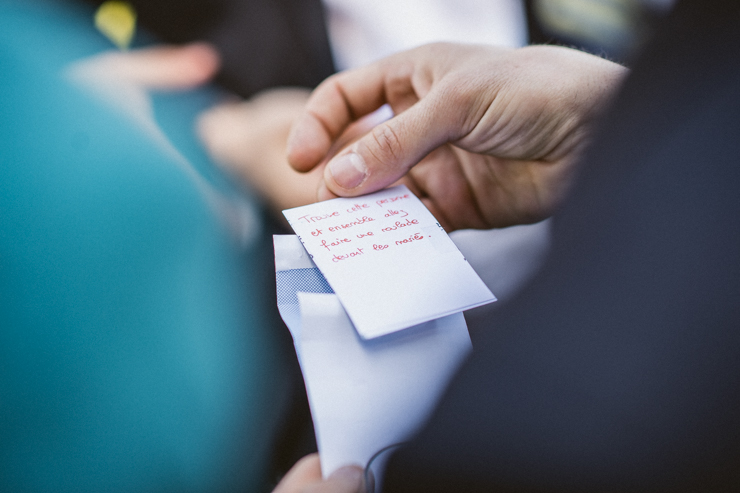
[287, 43, 627, 231]
[198, 88, 324, 211]
[198, 88, 392, 213]
[71, 43, 626, 493]
[67, 42, 220, 89]
[272, 454, 365, 493]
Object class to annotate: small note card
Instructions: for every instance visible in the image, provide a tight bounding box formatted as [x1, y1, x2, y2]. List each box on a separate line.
[283, 185, 495, 339]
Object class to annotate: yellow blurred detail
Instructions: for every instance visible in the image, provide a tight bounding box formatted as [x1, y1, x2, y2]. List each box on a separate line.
[94, 1, 137, 50]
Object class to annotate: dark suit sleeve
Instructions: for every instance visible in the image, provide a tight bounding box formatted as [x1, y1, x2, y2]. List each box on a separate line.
[383, 1, 740, 491]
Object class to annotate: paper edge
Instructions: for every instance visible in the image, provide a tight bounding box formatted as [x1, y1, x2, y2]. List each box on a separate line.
[274, 234, 317, 271]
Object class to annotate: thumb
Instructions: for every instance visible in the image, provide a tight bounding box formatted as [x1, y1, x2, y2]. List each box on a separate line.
[321, 92, 454, 198]
[320, 465, 365, 493]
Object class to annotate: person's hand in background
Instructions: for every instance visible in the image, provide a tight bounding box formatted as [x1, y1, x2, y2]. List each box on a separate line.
[69, 42, 220, 89]
[66, 42, 220, 142]
[272, 454, 366, 493]
[197, 88, 322, 211]
[65, 42, 265, 242]
[287, 43, 627, 231]
[198, 88, 392, 212]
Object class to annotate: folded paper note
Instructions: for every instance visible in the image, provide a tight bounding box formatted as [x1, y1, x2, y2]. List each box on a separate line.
[282, 185, 496, 338]
[298, 293, 471, 479]
[274, 235, 472, 479]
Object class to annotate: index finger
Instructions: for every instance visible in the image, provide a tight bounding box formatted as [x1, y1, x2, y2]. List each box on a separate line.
[68, 43, 220, 90]
[272, 454, 322, 493]
[286, 61, 394, 172]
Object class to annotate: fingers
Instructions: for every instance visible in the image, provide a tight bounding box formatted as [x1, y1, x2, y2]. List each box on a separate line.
[70, 42, 220, 90]
[118, 42, 220, 88]
[287, 59, 401, 172]
[273, 454, 322, 493]
[285, 45, 481, 199]
[272, 454, 365, 493]
[304, 466, 365, 493]
[197, 89, 324, 211]
[319, 89, 455, 198]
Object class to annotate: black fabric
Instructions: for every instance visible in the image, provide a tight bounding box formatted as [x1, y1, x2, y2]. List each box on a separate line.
[384, 0, 740, 491]
[83, 0, 336, 98]
[81, 0, 661, 94]
[523, 0, 666, 62]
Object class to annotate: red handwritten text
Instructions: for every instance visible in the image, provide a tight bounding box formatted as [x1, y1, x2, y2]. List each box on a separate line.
[327, 215, 375, 232]
[332, 247, 365, 262]
[320, 237, 351, 251]
[384, 209, 408, 218]
[356, 232, 374, 239]
[395, 233, 424, 246]
[376, 194, 410, 207]
[381, 218, 419, 232]
[373, 244, 389, 251]
[298, 211, 340, 224]
[346, 203, 370, 213]
[310, 229, 323, 237]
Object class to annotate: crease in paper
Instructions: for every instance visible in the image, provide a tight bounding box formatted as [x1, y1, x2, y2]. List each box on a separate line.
[275, 235, 472, 478]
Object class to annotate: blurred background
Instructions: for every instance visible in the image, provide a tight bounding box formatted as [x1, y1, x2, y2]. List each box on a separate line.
[0, 0, 673, 491]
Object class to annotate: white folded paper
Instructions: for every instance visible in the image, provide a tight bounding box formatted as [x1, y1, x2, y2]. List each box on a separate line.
[275, 235, 472, 478]
[282, 185, 495, 339]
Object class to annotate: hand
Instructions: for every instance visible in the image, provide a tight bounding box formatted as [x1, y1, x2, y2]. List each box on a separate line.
[272, 454, 366, 493]
[286, 43, 627, 230]
[198, 88, 392, 212]
[66, 41, 220, 93]
[197, 88, 324, 211]
[66, 42, 220, 139]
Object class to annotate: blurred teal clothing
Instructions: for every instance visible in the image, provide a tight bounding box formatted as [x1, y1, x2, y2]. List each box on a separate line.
[1, 1, 288, 491]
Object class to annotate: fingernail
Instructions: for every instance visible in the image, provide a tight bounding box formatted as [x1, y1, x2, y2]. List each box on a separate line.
[329, 152, 366, 189]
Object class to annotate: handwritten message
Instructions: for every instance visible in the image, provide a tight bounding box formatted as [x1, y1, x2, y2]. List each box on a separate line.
[294, 190, 427, 263]
[283, 185, 495, 339]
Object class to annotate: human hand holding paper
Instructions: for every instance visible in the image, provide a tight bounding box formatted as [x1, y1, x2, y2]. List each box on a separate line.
[276, 186, 494, 485]
[271, 454, 365, 493]
[287, 43, 626, 230]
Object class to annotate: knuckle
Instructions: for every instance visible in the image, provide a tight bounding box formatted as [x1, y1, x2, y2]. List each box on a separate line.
[440, 77, 481, 110]
[369, 123, 404, 163]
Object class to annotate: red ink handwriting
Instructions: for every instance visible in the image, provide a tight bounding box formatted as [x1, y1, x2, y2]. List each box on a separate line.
[332, 247, 365, 262]
[346, 203, 370, 213]
[320, 237, 351, 251]
[376, 194, 410, 207]
[384, 209, 408, 218]
[381, 218, 419, 232]
[373, 244, 389, 251]
[298, 211, 340, 223]
[310, 229, 323, 237]
[395, 233, 424, 245]
[356, 232, 374, 238]
[327, 215, 375, 232]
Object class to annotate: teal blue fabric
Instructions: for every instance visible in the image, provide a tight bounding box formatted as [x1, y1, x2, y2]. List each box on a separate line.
[0, 2, 288, 491]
